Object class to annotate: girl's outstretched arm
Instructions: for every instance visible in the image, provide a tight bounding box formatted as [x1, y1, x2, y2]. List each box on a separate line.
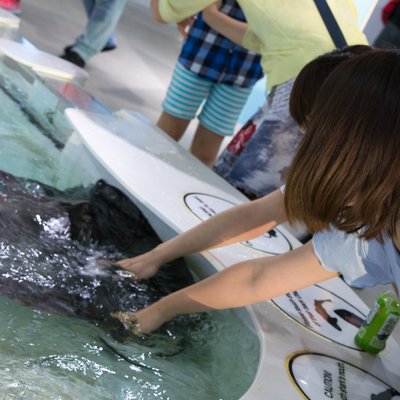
[114, 241, 338, 333]
[117, 189, 286, 278]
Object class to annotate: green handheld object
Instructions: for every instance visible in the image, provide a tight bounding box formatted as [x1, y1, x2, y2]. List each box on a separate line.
[354, 291, 400, 353]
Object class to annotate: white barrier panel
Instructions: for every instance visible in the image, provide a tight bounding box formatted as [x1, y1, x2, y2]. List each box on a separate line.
[0, 9, 19, 28]
[0, 38, 88, 83]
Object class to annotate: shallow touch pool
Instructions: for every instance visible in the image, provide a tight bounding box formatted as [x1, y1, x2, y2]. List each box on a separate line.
[0, 53, 260, 398]
[0, 294, 258, 399]
[0, 52, 109, 189]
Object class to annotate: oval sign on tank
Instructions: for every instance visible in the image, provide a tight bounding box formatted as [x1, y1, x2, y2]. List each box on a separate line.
[272, 285, 367, 350]
[287, 352, 400, 400]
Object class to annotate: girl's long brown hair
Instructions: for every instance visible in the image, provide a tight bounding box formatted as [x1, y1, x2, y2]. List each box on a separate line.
[289, 45, 373, 129]
[285, 49, 400, 240]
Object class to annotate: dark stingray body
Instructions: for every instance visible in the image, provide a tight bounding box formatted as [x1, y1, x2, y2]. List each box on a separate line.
[0, 171, 194, 341]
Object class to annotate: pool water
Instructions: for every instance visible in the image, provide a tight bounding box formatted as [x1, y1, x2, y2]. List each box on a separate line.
[0, 53, 109, 189]
[0, 294, 258, 400]
[0, 55, 260, 399]
[0, 84, 64, 186]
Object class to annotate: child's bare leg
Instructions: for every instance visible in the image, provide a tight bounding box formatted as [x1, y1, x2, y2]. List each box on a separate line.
[157, 111, 190, 141]
[190, 123, 225, 167]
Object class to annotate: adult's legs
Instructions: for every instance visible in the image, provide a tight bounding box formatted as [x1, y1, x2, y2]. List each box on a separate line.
[72, 0, 127, 62]
[82, 0, 95, 14]
[82, 0, 117, 49]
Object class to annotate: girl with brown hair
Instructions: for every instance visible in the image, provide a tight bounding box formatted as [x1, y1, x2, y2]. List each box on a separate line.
[113, 47, 400, 334]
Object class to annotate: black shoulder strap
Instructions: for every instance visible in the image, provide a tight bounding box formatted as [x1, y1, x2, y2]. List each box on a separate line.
[314, 0, 348, 48]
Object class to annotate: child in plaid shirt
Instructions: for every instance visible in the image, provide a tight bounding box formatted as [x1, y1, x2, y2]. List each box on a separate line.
[157, 0, 263, 167]
[152, 0, 366, 198]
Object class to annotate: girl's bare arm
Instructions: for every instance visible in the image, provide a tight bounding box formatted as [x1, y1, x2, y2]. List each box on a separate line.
[114, 241, 338, 333]
[117, 189, 286, 278]
[202, 1, 248, 46]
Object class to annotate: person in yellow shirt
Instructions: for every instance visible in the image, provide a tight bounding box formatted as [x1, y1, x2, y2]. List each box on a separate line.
[151, 0, 368, 199]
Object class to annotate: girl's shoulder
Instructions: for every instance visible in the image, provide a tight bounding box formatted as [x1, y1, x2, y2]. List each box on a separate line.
[312, 230, 393, 288]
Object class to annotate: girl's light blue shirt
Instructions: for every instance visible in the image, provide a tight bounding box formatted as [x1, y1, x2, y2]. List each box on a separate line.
[313, 229, 400, 290]
[280, 185, 399, 289]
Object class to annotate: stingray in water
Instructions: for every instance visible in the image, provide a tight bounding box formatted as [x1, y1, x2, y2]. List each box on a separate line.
[0, 170, 194, 341]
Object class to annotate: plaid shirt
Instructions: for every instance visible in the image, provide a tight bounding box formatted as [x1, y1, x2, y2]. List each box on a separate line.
[178, 0, 263, 88]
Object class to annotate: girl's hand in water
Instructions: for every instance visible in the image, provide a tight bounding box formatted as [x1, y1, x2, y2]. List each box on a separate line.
[116, 250, 163, 280]
[112, 301, 170, 335]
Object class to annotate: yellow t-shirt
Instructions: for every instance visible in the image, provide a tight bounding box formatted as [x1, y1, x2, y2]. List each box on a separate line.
[158, 0, 368, 89]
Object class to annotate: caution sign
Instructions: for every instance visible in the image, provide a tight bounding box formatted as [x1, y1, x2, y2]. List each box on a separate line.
[288, 352, 400, 400]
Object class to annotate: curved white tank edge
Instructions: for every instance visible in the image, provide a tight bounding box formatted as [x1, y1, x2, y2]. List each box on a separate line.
[0, 38, 88, 84]
[0, 9, 19, 28]
[64, 108, 400, 398]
